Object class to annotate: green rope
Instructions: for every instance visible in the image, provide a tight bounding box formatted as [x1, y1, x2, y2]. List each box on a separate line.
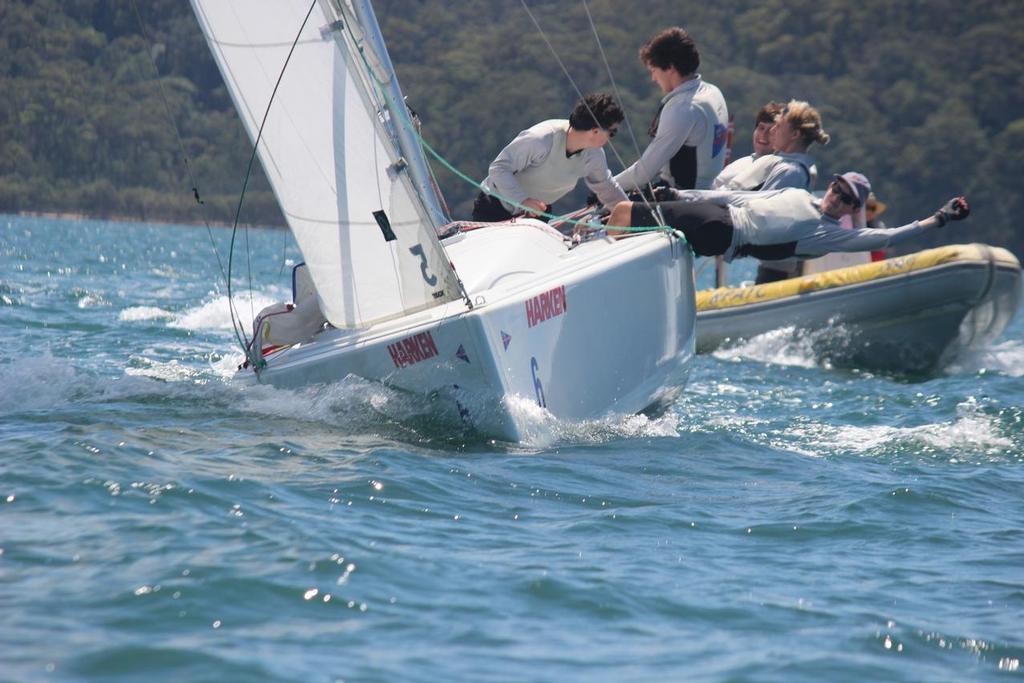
[341, 18, 672, 235]
[416, 136, 670, 233]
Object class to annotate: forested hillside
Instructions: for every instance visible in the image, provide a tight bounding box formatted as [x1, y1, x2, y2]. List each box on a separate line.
[2, 0, 1022, 255]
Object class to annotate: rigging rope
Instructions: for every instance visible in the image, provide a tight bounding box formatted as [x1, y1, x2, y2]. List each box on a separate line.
[129, 0, 230, 287]
[131, 0, 314, 369]
[227, 0, 320, 369]
[517, 0, 667, 227]
[337, 7, 476, 307]
[580, 0, 646, 169]
[334, 7, 668, 234]
[417, 136, 669, 233]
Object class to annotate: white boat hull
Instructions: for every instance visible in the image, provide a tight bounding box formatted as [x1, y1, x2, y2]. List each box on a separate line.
[696, 244, 1021, 373]
[245, 224, 696, 440]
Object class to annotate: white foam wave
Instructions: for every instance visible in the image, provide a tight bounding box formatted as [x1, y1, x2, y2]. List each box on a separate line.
[0, 348, 225, 415]
[216, 379, 682, 448]
[506, 394, 681, 449]
[119, 306, 175, 322]
[917, 397, 1014, 453]
[170, 292, 282, 333]
[96, 372, 208, 403]
[226, 376, 466, 441]
[948, 339, 1024, 377]
[77, 294, 108, 309]
[711, 326, 822, 369]
[785, 397, 1012, 459]
[0, 353, 79, 413]
[233, 379, 371, 423]
[148, 266, 181, 278]
[207, 350, 247, 379]
[124, 357, 203, 382]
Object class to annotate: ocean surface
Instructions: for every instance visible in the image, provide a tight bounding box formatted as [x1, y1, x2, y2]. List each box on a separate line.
[2, 214, 1022, 683]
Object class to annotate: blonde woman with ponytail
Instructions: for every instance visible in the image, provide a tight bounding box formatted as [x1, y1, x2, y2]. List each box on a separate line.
[763, 100, 829, 191]
[713, 100, 825, 193]
[746, 100, 829, 283]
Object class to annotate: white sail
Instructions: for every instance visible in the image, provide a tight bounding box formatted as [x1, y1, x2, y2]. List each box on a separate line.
[190, 0, 463, 328]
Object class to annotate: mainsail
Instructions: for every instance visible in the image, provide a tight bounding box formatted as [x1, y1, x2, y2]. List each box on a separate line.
[190, 0, 464, 328]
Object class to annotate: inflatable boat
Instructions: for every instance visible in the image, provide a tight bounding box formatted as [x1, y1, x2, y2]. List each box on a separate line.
[696, 244, 1021, 373]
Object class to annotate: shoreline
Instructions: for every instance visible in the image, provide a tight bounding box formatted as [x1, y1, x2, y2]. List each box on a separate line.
[13, 210, 285, 231]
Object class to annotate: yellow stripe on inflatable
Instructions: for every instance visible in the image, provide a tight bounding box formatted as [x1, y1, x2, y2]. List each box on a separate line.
[697, 243, 1020, 312]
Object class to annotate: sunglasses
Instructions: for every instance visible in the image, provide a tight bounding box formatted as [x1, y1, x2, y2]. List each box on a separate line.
[830, 180, 860, 208]
[603, 126, 619, 139]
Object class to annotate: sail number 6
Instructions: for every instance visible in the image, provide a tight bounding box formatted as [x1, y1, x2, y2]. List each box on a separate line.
[530, 356, 546, 408]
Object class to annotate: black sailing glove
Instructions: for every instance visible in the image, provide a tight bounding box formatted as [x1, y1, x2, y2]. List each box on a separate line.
[627, 184, 672, 203]
[933, 196, 970, 227]
[652, 186, 681, 201]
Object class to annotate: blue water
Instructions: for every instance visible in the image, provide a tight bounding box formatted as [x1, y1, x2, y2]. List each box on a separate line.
[2, 215, 1023, 682]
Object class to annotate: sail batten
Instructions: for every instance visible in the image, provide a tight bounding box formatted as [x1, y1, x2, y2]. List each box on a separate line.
[190, 0, 463, 329]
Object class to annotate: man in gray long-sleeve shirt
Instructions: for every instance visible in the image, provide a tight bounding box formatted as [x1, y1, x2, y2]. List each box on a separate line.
[472, 93, 628, 222]
[614, 27, 729, 193]
[607, 172, 971, 261]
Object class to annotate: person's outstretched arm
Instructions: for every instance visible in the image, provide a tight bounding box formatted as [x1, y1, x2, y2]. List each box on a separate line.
[797, 197, 970, 256]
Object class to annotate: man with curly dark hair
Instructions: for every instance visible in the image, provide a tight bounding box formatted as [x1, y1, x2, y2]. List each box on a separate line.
[615, 27, 729, 194]
[473, 93, 628, 222]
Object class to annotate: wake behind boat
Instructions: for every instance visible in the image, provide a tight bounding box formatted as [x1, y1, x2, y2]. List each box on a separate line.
[190, 0, 696, 441]
[696, 243, 1021, 373]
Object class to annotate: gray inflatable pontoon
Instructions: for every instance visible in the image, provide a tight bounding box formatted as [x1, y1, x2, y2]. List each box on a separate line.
[696, 244, 1021, 373]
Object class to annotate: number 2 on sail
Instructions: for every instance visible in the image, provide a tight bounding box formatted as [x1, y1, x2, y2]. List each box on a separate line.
[408, 244, 438, 286]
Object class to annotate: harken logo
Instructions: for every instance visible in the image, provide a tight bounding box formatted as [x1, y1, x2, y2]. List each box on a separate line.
[525, 285, 568, 328]
[387, 330, 439, 368]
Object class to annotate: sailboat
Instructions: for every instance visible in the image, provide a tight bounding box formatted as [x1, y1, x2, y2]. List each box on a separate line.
[189, 0, 696, 441]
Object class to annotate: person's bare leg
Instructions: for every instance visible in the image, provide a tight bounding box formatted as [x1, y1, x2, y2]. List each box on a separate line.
[606, 201, 634, 237]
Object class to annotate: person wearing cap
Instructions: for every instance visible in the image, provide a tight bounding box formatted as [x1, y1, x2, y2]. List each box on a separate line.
[606, 172, 970, 262]
[712, 101, 783, 190]
[613, 27, 729, 194]
[472, 93, 627, 222]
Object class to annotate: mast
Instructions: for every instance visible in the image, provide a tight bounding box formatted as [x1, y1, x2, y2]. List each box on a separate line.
[346, 0, 450, 229]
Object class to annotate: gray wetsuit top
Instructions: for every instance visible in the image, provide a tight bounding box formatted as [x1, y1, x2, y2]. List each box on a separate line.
[676, 188, 928, 262]
[481, 119, 627, 213]
[614, 76, 729, 192]
[761, 152, 816, 191]
[712, 153, 759, 190]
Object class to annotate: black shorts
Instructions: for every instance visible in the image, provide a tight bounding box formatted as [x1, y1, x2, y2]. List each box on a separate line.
[471, 192, 514, 222]
[630, 200, 734, 257]
[471, 192, 552, 223]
